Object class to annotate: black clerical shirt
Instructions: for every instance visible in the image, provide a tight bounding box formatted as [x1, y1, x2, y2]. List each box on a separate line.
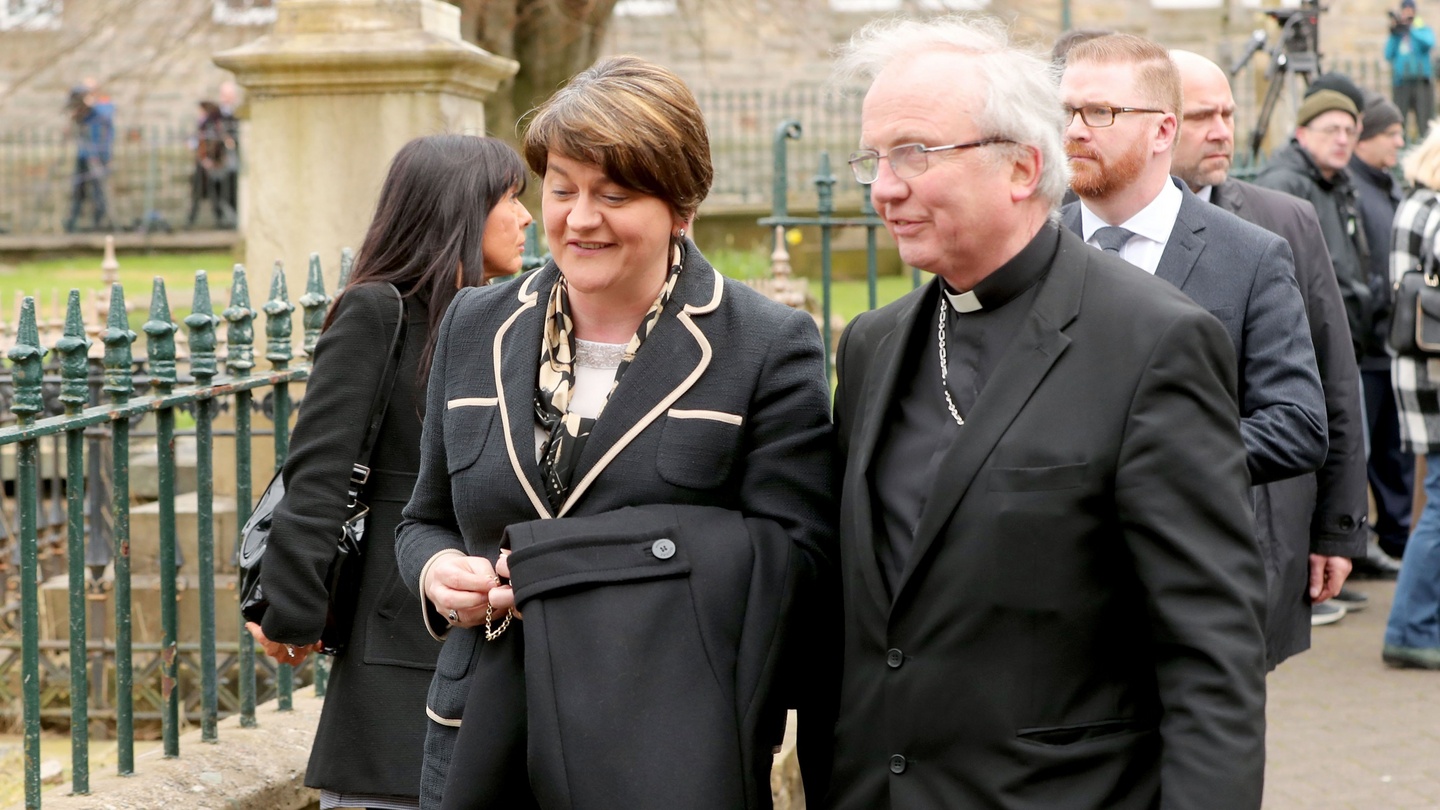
[870, 223, 1059, 592]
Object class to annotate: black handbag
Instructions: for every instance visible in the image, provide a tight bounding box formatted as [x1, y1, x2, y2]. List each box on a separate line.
[1389, 203, 1440, 358]
[238, 283, 409, 655]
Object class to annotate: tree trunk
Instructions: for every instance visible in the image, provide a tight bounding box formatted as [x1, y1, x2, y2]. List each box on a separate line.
[454, 0, 623, 147]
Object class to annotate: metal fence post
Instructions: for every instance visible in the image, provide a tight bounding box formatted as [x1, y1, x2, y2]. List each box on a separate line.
[298, 255, 332, 697]
[186, 271, 221, 741]
[57, 290, 92, 794]
[223, 265, 258, 727]
[815, 151, 836, 382]
[10, 298, 46, 809]
[772, 120, 802, 222]
[142, 278, 181, 758]
[263, 261, 295, 710]
[101, 283, 137, 774]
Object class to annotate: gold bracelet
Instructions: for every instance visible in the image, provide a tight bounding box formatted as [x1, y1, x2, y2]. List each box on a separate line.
[484, 603, 513, 641]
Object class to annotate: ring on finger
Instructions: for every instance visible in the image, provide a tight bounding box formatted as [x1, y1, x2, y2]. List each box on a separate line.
[447, 608, 459, 624]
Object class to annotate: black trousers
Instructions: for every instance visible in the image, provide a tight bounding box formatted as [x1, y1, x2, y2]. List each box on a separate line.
[1363, 367, 1415, 557]
[1394, 78, 1434, 141]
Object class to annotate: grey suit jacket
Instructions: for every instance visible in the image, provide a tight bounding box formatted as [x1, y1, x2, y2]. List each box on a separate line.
[393, 248, 835, 807]
[1063, 179, 1327, 485]
[1213, 178, 1368, 668]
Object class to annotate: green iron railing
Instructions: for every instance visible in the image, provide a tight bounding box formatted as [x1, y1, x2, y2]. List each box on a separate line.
[4, 257, 336, 808]
[759, 119, 892, 381]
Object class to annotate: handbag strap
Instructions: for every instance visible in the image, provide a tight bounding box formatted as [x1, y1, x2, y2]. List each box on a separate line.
[346, 283, 409, 506]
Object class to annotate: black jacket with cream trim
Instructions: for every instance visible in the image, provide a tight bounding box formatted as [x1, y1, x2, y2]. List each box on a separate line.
[393, 243, 836, 807]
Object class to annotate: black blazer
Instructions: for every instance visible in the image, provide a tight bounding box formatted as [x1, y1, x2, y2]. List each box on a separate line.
[825, 226, 1267, 810]
[259, 283, 440, 798]
[394, 246, 835, 807]
[1063, 180, 1329, 486]
[1213, 178, 1369, 668]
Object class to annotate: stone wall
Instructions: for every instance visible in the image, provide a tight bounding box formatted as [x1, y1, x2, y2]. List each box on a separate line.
[0, 0, 1411, 136]
[0, 0, 271, 132]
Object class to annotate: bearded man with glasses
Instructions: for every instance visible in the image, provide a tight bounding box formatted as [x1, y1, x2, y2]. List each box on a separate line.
[1060, 34, 1326, 493]
[816, 17, 1269, 810]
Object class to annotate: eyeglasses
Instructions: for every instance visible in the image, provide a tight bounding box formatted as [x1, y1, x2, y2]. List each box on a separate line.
[848, 138, 1016, 184]
[1064, 104, 1167, 128]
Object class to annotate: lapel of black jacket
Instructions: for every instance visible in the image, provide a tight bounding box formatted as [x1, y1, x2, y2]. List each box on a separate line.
[892, 229, 1085, 605]
[555, 245, 723, 518]
[495, 265, 559, 520]
[848, 284, 933, 611]
[1155, 182, 1207, 290]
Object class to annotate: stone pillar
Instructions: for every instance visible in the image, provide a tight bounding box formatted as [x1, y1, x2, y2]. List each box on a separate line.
[214, 0, 518, 293]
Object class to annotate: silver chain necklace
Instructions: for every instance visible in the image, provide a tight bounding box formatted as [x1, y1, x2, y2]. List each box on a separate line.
[937, 295, 965, 427]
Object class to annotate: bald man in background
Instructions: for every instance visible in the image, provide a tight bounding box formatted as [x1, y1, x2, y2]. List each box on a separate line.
[1170, 50, 1367, 664]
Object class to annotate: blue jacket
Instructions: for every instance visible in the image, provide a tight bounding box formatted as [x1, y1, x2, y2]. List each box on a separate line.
[1386, 20, 1435, 83]
[76, 101, 114, 163]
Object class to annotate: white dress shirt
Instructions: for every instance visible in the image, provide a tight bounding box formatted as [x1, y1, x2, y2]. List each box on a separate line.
[1079, 178, 1184, 275]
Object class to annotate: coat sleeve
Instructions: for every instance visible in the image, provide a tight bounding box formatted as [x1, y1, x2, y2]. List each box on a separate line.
[258, 284, 397, 645]
[1288, 202, 1368, 556]
[1115, 307, 1268, 809]
[738, 306, 836, 570]
[1237, 236, 1329, 484]
[1414, 23, 1435, 52]
[394, 287, 472, 639]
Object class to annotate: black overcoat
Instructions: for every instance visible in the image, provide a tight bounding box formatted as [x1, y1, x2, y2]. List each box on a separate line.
[1212, 178, 1368, 668]
[259, 282, 440, 799]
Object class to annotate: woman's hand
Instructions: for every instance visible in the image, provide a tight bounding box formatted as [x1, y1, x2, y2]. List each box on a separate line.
[490, 550, 520, 617]
[425, 553, 520, 627]
[245, 622, 322, 667]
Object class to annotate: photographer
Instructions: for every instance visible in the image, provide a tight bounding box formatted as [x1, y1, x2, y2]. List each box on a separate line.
[1386, 0, 1435, 138]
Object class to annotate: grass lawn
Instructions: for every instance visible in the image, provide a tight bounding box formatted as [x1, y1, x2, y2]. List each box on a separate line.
[827, 271, 928, 322]
[0, 252, 235, 338]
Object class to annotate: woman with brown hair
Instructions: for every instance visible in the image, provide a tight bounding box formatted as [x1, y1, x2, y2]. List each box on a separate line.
[246, 133, 532, 810]
[394, 56, 834, 808]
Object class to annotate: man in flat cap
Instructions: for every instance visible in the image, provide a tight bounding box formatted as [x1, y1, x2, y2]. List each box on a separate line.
[1256, 90, 1372, 375]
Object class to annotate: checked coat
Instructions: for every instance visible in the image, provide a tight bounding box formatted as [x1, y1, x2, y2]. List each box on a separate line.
[1391, 184, 1440, 454]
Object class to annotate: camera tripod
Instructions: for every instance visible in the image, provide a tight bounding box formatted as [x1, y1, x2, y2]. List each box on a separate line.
[1230, 0, 1326, 161]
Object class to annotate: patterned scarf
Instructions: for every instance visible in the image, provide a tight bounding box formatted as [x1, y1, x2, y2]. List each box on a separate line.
[535, 239, 684, 510]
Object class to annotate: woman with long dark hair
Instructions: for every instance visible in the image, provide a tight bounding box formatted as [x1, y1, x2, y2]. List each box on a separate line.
[246, 133, 532, 810]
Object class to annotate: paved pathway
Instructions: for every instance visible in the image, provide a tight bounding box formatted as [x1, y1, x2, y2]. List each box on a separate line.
[1265, 580, 1440, 809]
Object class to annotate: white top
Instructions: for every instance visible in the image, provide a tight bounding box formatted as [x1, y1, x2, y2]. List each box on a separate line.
[1194, 184, 1214, 203]
[534, 338, 624, 460]
[1079, 178, 1184, 275]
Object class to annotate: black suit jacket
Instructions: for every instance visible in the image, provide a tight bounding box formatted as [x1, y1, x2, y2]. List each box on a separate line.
[259, 283, 440, 798]
[1063, 181, 1328, 486]
[826, 226, 1267, 810]
[1212, 178, 1369, 668]
[394, 246, 835, 807]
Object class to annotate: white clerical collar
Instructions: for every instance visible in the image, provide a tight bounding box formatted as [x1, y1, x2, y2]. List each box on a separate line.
[944, 286, 984, 313]
[1078, 176, 1184, 246]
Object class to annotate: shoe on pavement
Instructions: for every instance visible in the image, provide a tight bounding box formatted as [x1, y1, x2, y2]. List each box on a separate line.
[1382, 644, 1440, 669]
[1311, 601, 1346, 626]
[1331, 588, 1369, 612]
[1350, 541, 1403, 580]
